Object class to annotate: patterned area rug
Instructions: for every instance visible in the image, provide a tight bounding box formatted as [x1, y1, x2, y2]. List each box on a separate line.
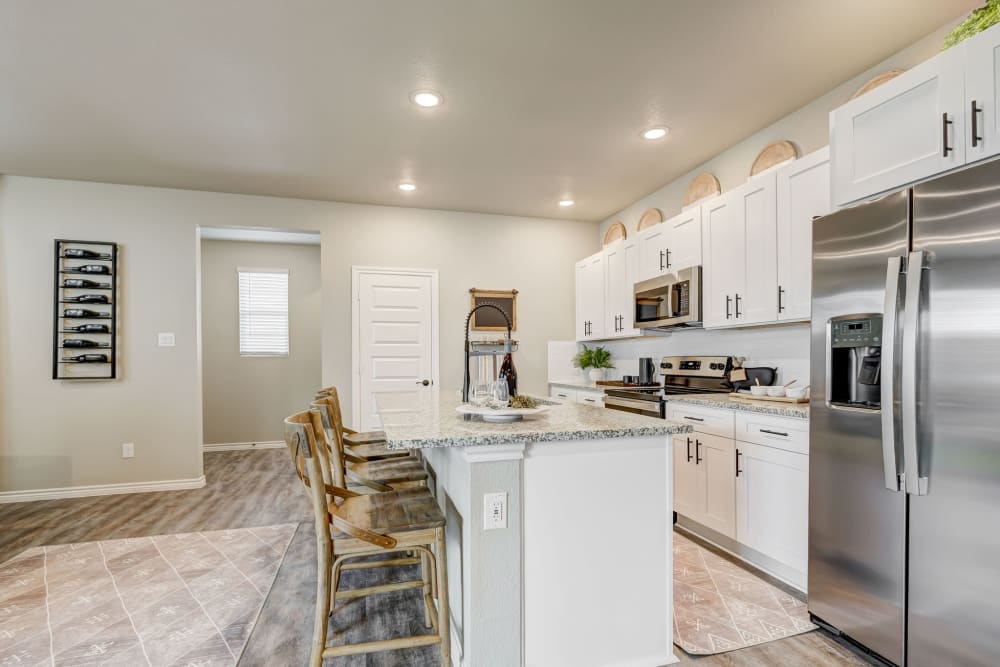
[673, 532, 815, 655]
[0, 524, 297, 666]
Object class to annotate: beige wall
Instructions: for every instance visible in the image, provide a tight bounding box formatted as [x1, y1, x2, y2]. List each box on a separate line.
[0, 175, 597, 493]
[598, 20, 960, 239]
[200, 240, 321, 445]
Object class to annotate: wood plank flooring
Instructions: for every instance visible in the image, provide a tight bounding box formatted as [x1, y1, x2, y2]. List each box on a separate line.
[0, 449, 880, 666]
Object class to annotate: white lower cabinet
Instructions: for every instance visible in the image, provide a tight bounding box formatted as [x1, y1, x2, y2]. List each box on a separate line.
[549, 386, 578, 402]
[672, 428, 736, 539]
[735, 441, 809, 588]
[576, 389, 605, 407]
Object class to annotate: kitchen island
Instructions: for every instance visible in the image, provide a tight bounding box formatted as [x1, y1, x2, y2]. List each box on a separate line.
[375, 391, 691, 667]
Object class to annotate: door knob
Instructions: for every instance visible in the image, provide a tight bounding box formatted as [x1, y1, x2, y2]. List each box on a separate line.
[416, 379, 432, 386]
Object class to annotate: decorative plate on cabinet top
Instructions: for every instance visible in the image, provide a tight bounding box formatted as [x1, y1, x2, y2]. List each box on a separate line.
[683, 173, 721, 206]
[749, 140, 798, 178]
[637, 208, 663, 230]
[850, 69, 906, 100]
[603, 222, 627, 246]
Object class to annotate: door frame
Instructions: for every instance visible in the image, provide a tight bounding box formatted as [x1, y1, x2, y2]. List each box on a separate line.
[351, 266, 440, 429]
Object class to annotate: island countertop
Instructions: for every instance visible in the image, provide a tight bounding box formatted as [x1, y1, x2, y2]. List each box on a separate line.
[375, 391, 692, 449]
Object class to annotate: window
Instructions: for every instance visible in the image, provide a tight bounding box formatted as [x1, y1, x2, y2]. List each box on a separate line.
[238, 268, 289, 356]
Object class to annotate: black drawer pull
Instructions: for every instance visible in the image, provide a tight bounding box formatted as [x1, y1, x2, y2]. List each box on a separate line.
[736, 448, 743, 477]
[686, 437, 693, 462]
[760, 428, 789, 437]
[695, 439, 703, 464]
[683, 416, 705, 422]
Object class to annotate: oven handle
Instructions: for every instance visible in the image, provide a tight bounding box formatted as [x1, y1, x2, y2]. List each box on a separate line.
[604, 396, 660, 412]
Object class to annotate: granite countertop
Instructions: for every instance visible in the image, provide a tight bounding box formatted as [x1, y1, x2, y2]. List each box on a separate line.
[664, 393, 809, 420]
[375, 391, 692, 449]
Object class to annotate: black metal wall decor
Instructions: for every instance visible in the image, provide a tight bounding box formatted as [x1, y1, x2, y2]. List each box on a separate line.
[53, 240, 119, 379]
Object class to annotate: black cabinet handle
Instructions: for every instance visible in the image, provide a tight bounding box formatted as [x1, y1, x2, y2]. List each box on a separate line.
[736, 448, 743, 477]
[659, 250, 665, 271]
[686, 437, 693, 462]
[760, 428, 789, 437]
[725, 294, 732, 319]
[778, 285, 785, 313]
[665, 248, 672, 269]
[972, 100, 983, 148]
[735, 293, 743, 318]
[683, 416, 705, 422]
[695, 439, 703, 464]
[943, 112, 953, 157]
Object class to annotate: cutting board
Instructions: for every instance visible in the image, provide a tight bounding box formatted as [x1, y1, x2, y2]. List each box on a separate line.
[729, 392, 808, 404]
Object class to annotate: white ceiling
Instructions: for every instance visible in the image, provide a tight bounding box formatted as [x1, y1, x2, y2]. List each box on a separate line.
[0, 1, 976, 222]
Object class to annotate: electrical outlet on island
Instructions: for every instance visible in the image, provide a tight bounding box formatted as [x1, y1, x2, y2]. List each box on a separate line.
[483, 492, 507, 530]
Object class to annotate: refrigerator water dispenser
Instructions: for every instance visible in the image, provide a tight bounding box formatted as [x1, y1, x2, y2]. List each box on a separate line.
[828, 315, 883, 409]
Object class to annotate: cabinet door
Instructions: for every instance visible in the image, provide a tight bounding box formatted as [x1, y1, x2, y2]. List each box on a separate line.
[603, 239, 639, 338]
[673, 434, 701, 520]
[666, 206, 702, 271]
[830, 45, 965, 207]
[776, 147, 830, 322]
[701, 194, 744, 328]
[575, 252, 605, 340]
[637, 224, 670, 281]
[576, 390, 604, 407]
[697, 433, 736, 539]
[740, 173, 778, 325]
[735, 442, 809, 586]
[965, 22, 1000, 163]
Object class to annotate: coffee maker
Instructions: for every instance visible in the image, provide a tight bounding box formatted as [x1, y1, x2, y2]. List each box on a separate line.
[638, 357, 657, 386]
[827, 315, 883, 408]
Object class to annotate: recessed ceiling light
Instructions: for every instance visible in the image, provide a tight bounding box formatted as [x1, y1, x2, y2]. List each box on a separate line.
[411, 91, 442, 108]
[641, 126, 669, 140]
[398, 182, 417, 192]
[559, 199, 575, 207]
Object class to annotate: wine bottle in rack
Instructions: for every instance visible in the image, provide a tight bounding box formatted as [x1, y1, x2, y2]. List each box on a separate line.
[64, 294, 109, 304]
[62, 353, 109, 363]
[65, 323, 110, 333]
[62, 339, 101, 348]
[63, 278, 110, 289]
[70, 264, 111, 275]
[63, 248, 112, 259]
[63, 308, 104, 318]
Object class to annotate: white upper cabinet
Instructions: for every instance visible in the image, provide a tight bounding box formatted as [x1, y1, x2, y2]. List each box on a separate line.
[702, 194, 744, 328]
[830, 43, 965, 207]
[637, 223, 670, 281]
[776, 146, 830, 322]
[603, 239, 639, 338]
[740, 173, 778, 325]
[665, 207, 703, 272]
[965, 23, 1000, 164]
[575, 252, 605, 341]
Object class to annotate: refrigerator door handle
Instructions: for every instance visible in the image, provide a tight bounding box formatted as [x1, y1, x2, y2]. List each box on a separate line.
[881, 256, 904, 491]
[902, 250, 929, 495]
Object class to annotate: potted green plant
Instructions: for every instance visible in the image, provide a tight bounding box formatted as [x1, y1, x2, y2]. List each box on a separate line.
[944, 0, 1000, 49]
[573, 344, 615, 383]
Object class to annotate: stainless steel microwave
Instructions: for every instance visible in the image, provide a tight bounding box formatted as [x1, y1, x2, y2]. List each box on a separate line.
[633, 266, 702, 330]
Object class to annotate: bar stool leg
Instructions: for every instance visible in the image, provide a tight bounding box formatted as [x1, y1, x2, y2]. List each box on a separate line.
[435, 527, 451, 667]
[421, 550, 433, 628]
[312, 539, 333, 667]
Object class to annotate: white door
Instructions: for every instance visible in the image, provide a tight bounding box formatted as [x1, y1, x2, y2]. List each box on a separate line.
[575, 252, 605, 340]
[830, 45, 965, 207]
[666, 206, 702, 271]
[776, 147, 830, 322]
[741, 172, 778, 325]
[354, 268, 438, 431]
[735, 442, 809, 587]
[673, 434, 701, 520]
[965, 22, 1000, 163]
[698, 433, 737, 539]
[637, 224, 670, 281]
[604, 239, 639, 338]
[702, 192, 744, 328]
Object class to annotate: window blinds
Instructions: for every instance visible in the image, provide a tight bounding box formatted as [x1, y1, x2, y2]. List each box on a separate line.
[238, 268, 289, 356]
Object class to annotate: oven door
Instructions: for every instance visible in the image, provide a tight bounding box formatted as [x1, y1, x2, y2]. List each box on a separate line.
[604, 395, 664, 418]
[634, 266, 702, 329]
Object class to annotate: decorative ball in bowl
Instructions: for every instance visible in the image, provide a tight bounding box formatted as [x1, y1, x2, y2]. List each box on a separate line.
[749, 385, 768, 397]
[765, 386, 787, 397]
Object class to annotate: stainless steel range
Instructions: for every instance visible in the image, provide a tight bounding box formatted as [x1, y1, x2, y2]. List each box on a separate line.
[604, 355, 734, 418]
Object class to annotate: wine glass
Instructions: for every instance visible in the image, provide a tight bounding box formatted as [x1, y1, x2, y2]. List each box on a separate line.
[471, 382, 491, 407]
[491, 381, 510, 409]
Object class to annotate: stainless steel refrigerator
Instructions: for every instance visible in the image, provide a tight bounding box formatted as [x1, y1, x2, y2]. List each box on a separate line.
[809, 158, 1000, 666]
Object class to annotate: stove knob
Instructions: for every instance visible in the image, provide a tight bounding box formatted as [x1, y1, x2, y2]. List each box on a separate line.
[661, 362, 673, 369]
[709, 363, 718, 370]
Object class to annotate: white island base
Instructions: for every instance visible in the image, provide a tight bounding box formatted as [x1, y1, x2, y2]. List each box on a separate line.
[421, 433, 678, 667]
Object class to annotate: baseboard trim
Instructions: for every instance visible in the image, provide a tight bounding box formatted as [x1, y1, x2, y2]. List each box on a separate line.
[203, 441, 284, 452]
[0, 475, 207, 504]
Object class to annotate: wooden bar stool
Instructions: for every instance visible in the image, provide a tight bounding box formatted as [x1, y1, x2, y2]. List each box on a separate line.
[285, 410, 450, 666]
[313, 389, 413, 461]
[310, 399, 429, 491]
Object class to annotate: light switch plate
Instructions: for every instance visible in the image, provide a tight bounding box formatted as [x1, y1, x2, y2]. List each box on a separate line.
[157, 333, 175, 347]
[483, 492, 507, 530]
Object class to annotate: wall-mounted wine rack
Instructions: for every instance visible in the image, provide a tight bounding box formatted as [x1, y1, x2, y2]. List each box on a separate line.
[52, 240, 119, 379]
